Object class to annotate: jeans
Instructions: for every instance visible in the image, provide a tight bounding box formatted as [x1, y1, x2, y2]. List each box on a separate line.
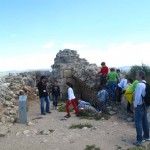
[134, 104, 149, 141]
[106, 81, 117, 101]
[40, 96, 50, 114]
[53, 95, 58, 107]
[100, 75, 107, 86]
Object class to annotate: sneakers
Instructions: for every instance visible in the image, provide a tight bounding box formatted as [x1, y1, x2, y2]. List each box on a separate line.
[46, 111, 51, 114]
[133, 139, 145, 146]
[143, 137, 150, 141]
[41, 113, 46, 115]
[64, 115, 71, 118]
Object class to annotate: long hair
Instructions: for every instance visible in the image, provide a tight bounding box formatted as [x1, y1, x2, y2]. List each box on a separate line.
[66, 82, 73, 88]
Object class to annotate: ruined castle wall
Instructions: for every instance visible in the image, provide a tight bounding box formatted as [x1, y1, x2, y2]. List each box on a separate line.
[51, 49, 100, 103]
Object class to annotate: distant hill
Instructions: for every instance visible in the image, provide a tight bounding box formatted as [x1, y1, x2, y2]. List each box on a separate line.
[118, 66, 131, 72]
[0, 68, 52, 75]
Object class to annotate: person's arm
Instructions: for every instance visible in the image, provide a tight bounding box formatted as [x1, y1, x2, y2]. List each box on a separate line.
[97, 69, 102, 74]
[134, 84, 142, 108]
[52, 86, 54, 95]
[58, 86, 60, 96]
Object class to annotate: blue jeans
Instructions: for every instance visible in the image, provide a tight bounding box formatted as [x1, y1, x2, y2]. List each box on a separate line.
[106, 81, 117, 101]
[134, 104, 149, 141]
[53, 95, 58, 107]
[40, 96, 50, 114]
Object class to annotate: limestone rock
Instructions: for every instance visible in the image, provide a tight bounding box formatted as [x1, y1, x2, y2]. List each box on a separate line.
[23, 130, 30, 135]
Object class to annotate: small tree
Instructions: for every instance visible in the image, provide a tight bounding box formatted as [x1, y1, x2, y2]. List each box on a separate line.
[126, 64, 150, 83]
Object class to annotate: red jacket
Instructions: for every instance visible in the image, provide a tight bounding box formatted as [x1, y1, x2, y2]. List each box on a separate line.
[98, 66, 109, 75]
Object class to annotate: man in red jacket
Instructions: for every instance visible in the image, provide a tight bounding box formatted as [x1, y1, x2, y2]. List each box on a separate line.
[97, 62, 109, 86]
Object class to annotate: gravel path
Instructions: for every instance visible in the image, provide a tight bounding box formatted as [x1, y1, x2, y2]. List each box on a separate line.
[0, 99, 137, 150]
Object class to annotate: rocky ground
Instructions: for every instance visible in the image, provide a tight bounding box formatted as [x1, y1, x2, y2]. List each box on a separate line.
[1, 97, 150, 150]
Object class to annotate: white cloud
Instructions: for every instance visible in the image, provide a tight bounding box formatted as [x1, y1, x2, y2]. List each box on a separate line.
[78, 42, 150, 67]
[11, 34, 16, 37]
[1, 42, 150, 72]
[42, 41, 55, 49]
[62, 43, 86, 49]
[0, 52, 56, 72]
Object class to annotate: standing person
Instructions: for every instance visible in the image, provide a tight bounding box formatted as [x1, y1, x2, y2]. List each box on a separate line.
[106, 68, 119, 101]
[133, 70, 150, 146]
[65, 82, 78, 118]
[37, 76, 51, 115]
[116, 69, 122, 82]
[97, 62, 109, 86]
[125, 78, 134, 113]
[52, 82, 60, 110]
[117, 75, 127, 103]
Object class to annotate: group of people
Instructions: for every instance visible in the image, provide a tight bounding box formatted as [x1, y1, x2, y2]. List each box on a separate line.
[97, 62, 150, 146]
[36, 62, 150, 146]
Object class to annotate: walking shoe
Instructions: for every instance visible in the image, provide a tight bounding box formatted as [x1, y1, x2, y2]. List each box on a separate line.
[143, 137, 150, 141]
[127, 110, 134, 114]
[46, 111, 51, 114]
[41, 113, 46, 115]
[133, 139, 145, 146]
[64, 115, 71, 118]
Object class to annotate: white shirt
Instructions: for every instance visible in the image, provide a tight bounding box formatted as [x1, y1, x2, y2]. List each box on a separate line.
[68, 87, 75, 100]
[118, 79, 127, 91]
[134, 80, 146, 108]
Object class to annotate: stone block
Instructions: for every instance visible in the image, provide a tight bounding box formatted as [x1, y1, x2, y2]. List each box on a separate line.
[63, 70, 72, 78]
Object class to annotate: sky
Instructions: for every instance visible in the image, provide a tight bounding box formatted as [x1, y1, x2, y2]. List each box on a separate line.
[0, 0, 150, 71]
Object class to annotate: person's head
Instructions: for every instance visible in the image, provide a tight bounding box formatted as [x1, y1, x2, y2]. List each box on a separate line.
[127, 78, 133, 84]
[54, 81, 58, 86]
[66, 82, 73, 88]
[101, 62, 106, 67]
[136, 70, 146, 81]
[98, 85, 104, 91]
[40, 76, 46, 82]
[116, 69, 120, 74]
[77, 98, 82, 103]
[110, 68, 115, 72]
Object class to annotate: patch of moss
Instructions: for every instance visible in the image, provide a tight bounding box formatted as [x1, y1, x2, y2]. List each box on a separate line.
[69, 123, 92, 129]
[84, 145, 100, 150]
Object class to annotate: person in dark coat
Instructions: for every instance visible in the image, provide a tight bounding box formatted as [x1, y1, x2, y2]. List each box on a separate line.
[52, 82, 60, 109]
[37, 76, 51, 115]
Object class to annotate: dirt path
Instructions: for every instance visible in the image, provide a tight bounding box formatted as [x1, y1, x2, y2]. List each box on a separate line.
[0, 99, 138, 150]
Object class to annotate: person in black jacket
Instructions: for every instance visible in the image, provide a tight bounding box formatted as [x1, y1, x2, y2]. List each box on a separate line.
[52, 82, 60, 109]
[37, 76, 51, 115]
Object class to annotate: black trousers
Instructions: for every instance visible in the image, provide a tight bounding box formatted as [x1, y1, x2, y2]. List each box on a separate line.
[117, 86, 122, 102]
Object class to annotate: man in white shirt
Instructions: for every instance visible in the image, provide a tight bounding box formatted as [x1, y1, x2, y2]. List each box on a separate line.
[133, 70, 150, 146]
[117, 75, 127, 103]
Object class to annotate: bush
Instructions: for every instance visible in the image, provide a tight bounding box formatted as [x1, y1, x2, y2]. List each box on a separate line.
[126, 64, 150, 83]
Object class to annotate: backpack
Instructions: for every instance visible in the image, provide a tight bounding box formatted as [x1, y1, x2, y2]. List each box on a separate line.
[142, 82, 150, 106]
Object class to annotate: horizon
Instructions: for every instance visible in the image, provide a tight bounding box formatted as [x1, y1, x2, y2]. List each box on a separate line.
[0, 0, 150, 71]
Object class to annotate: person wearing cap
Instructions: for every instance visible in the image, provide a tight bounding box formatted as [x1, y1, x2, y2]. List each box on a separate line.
[97, 62, 109, 86]
[36, 76, 51, 115]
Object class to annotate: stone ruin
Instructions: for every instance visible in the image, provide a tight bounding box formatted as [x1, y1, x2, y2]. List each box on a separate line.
[51, 49, 100, 105]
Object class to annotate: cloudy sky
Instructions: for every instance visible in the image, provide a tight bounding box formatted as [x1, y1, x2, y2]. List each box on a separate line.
[0, 0, 150, 71]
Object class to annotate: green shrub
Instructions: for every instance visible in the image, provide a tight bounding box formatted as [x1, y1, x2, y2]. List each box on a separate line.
[126, 64, 150, 83]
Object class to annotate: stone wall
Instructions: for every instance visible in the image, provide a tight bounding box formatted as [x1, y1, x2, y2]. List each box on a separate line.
[51, 49, 100, 103]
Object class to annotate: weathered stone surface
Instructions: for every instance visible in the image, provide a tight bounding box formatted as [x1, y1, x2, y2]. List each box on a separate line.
[64, 70, 72, 78]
